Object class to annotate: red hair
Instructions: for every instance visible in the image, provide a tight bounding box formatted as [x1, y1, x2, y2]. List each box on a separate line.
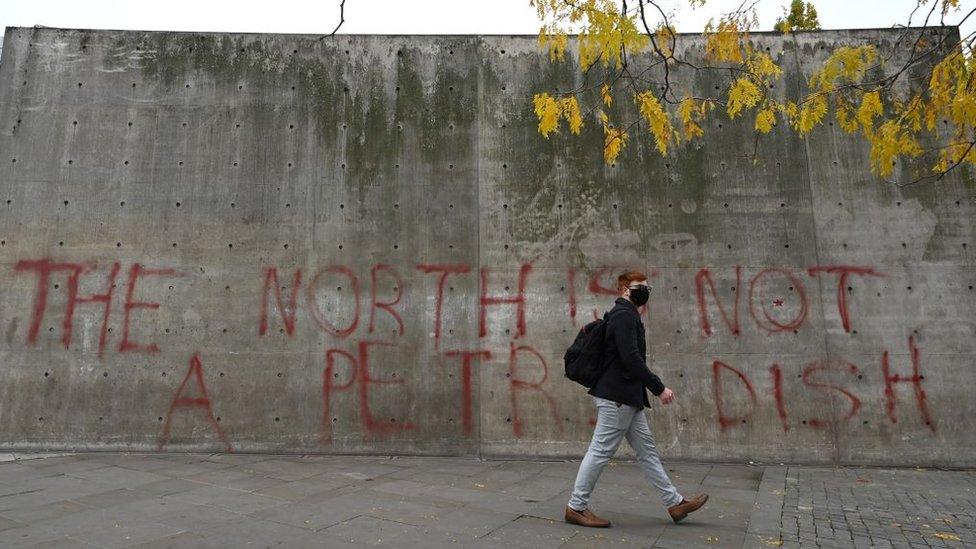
[617, 270, 647, 292]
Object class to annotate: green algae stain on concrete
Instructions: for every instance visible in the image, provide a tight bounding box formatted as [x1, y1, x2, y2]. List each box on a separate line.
[132, 34, 481, 200]
[487, 53, 659, 265]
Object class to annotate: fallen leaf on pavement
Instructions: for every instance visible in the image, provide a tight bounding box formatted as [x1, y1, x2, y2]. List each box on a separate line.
[475, 483, 485, 488]
[932, 532, 960, 541]
[937, 517, 952, 525]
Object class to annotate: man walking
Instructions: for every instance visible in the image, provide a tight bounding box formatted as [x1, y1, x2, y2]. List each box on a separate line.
[565, 271, 708, 528]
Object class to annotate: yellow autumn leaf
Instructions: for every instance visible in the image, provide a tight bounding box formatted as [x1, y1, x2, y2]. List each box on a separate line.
[727, 77, 762, 118]
[792, 95, 828, 134]
[561, 96, 583, 135]
[868, 119, 922, 176]
[932, 532, 960, 541]
[835, 99, 859, 133]
[654, 24, 675, 58]
[538, 28, 568, 62]
[533, 93, 561, 138]
[677, 97, 706, 141]
[934, 141, 976, 173]
[755, 105, 777, 133]
[809, 45, 878, 93]
[603, 125, 628, 164]
[704, 18, 744, 63]
[601, 83, 613, 107]
[635, 90, 674, 155]
[745, 49, 783, 84]
[857, 90, 883, 134]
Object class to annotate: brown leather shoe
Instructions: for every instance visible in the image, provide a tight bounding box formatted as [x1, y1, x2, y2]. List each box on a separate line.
[667, 493, 709, 523]
[565, 506, 611, 528]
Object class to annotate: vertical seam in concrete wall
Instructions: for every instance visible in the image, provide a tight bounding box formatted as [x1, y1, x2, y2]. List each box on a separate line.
[475, 37, 485, 460]
[788, 36, 842, 465]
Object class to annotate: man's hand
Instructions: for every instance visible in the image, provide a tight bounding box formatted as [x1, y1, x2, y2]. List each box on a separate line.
[659, 387, 674, 405]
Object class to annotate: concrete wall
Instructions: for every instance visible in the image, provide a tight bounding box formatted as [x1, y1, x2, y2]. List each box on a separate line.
[0, 26, 973, 466]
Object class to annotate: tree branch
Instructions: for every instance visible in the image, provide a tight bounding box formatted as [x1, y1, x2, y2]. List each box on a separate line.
[320, 0, 346, 40]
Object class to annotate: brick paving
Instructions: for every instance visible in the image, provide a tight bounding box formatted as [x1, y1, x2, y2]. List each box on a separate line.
[0, 453, 970, 548]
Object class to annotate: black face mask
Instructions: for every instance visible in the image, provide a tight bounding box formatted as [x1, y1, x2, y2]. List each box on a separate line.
[628, 286, 650, 307]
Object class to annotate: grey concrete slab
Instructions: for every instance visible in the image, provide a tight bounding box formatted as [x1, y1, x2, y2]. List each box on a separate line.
[0, 26, 972, 467]
[183, 516, 331, 547]
[320, 514, 470, 547]
[0, 525, 78, 549]
[0, 499, 87, 524]
[150, 502, 243, 532]
[0, 454, 968, 547]
[253, 476, 354, 501]
[480, 515, 577, 548]
[133, 478, 206, 497]
[162, 485, 286, 515]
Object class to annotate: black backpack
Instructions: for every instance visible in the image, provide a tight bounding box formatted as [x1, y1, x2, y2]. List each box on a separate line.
[564, 311, 617, 388]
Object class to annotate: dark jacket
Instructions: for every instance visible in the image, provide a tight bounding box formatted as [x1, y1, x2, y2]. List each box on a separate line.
[588, 297, 666, 408]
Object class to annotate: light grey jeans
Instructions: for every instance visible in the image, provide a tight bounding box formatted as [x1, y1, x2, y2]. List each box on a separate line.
[568, 396, 683, 511]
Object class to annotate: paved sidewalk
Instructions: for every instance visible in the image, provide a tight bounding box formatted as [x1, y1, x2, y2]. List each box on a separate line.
[0, 453, 971, 548]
